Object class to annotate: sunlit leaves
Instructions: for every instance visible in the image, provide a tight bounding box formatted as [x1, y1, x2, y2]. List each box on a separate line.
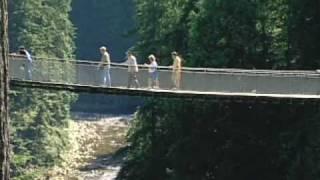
[9, 0, 76, 178]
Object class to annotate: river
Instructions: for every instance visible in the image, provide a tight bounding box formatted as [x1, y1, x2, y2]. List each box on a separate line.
[51, 113, 131, 180]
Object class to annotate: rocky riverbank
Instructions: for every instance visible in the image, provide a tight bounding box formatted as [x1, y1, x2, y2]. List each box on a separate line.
[48, 114, 131, 180]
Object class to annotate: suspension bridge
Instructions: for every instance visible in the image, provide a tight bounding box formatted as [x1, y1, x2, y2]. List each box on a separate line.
[8, 55, 320, 103]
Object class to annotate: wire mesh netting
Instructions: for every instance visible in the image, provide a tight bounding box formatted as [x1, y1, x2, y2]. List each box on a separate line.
[8, 55, 320, 95]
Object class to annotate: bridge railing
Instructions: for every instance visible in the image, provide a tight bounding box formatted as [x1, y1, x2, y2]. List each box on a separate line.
[8, 55, 320, 95]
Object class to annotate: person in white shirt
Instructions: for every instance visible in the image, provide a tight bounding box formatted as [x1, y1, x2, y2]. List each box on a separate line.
[125, 51, 140, 88]
[18, 46, 33, 80]
[98, 46, 111, 87]
[145, 54, 159, 89]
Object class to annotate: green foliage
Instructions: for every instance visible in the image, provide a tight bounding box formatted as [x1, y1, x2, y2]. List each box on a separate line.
[134, 0, 195, 65]
[189, 0, 260, 67]
[9, 0, 77, 178]
[134, 0, 320, 69]
[119, 0, 320, 179]
[118, 100, 320, 180]
[9, 0, 75, 58]
[287, 0, 320, 68]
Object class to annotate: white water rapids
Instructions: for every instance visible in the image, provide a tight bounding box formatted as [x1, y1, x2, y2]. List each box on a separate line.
[49, 113, 132, 180]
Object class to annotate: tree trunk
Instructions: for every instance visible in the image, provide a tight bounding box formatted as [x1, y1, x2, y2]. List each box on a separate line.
[0, 0, 10, 178]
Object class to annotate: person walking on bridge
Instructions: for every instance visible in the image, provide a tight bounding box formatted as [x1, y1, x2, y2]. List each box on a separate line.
[171, 51, 182, 89]
[18, 46, 33, 80]
[98, 46, 111, 87]
[145, 54, 159, 89]
[125, 51, 140, 88]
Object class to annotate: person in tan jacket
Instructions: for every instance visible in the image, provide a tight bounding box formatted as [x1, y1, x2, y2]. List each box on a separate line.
[171, 51, 182, 89]
[125, 51, 140, 88]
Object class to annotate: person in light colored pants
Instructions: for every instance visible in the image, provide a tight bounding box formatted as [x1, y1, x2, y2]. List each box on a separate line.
[98, 46, 111, 87]
[171, 51, 182, 89]
[18, 46, 33, 80]
[125, 51, 140, 88]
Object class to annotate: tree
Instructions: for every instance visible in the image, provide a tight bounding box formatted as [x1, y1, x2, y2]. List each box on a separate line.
[118, 99, 320, 180]
[287, 0, 320, 69]
[8, 0, 77, 178]
[134, 0, 193, 65]
[0, 0, 10, 179]
[119, 0, 320, 179]
[189, 0, 262, 68]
